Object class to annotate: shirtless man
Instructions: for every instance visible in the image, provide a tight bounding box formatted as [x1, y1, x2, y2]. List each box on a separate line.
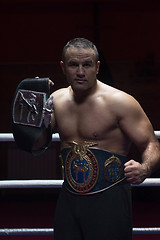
[12, 38, 160, 240]
[51, 38, 160, 240]
[52, 38, 159, 184]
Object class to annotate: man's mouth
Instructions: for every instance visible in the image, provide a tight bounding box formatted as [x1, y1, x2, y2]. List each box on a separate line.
[75, 79, 86, 84]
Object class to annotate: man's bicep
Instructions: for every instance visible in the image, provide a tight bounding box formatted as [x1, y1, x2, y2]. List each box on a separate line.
[119, 98, 155, 151]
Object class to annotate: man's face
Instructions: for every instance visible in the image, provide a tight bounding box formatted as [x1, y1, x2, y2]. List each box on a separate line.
[60, 47, 100, 93]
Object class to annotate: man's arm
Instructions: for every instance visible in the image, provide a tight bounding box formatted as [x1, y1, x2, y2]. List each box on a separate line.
[124, 137, 160, 184]
[115, 92, 160, 184]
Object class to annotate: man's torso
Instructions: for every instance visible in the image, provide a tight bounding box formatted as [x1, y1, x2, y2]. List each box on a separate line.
[52, 81, 131, 155]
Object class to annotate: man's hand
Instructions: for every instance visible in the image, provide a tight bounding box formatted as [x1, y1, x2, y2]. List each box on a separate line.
[49, 79, 54, 87]
[124, 160, 149, 184]
[36, 77, 54, 88]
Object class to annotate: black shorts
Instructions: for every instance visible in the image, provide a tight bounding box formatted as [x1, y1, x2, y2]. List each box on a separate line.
[54, 180, 132, 240]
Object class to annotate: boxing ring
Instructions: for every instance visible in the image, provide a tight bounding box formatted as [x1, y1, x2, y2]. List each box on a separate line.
[0, 132, 160, 237]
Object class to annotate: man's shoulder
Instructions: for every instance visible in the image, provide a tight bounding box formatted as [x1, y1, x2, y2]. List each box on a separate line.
[51, 87, 70, 98]
[98, 81, 132, 100]
[98, 81, 139, 112]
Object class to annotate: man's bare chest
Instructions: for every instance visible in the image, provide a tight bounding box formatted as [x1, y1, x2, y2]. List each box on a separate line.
[56, 103, 118, 141]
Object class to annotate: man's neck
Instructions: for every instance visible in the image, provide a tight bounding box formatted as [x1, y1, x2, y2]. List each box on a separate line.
[71, 81, 98, 103]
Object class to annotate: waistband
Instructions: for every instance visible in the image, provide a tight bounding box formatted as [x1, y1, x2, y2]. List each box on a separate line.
[60, 142, 127, 195]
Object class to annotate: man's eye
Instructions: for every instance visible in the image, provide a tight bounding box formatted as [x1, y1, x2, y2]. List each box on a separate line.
[83, 63, 91, 67]
[69, 63, 77, 67]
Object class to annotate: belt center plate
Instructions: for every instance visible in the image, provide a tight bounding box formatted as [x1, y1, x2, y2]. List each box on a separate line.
[65, 148, 99, 193]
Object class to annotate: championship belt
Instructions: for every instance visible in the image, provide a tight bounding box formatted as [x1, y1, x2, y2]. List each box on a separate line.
[11, 77, 53, 154]
[61, 142, 127, 195]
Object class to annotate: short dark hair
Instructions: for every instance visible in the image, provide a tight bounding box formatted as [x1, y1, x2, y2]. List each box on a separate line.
[62, 38, 99, 62]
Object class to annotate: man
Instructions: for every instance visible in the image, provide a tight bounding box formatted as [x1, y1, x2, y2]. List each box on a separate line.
[52, 38, 160, 240]
[12, 38, 160, 240]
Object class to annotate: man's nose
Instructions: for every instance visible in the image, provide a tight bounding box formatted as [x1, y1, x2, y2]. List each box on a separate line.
[77, 66, 85, 76]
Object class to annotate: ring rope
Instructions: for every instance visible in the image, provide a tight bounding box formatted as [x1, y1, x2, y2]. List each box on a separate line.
[0, 227, 159, 235]
[0, 133, 60, 142]
[0, 131, 160, 141]
[133, 227, 160, 234]
[0, 228, 53, 235]
[0, 179, 64, 188]
[0, 178, 158, 188]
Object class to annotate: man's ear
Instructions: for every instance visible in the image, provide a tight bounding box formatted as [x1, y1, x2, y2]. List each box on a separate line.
[60, 61, 65, 74]
[96, 61, 100, 75]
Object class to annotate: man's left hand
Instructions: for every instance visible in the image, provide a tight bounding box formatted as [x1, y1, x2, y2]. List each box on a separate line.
[124, 160, 148, 184]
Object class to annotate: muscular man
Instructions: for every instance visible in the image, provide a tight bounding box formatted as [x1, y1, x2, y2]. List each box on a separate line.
[12, 38, 160, 240]
[51, 38, 160, 240]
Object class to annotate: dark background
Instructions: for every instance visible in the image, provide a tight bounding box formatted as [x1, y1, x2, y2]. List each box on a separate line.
[1, 0, 160, 133]
[0, 0, 160, 239]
